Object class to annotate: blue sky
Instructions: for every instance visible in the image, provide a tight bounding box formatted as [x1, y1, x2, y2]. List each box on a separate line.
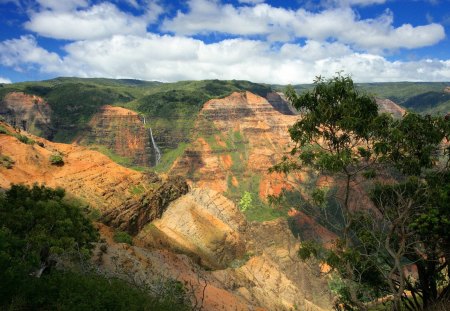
[0, 0, 449, 84]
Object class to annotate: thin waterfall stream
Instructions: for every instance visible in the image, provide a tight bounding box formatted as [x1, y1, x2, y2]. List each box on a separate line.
[142, 116, 162, 166]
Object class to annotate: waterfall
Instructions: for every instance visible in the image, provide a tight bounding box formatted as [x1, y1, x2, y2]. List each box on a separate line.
[141, 115, 161, 166]
[149, 127, 161, 166]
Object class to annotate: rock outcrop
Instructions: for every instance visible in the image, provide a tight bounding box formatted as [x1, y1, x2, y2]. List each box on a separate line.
[103, 175, 189, 235]
[170, 91, 300, 198]
[376, 98, 406, 118]
[265, 92, 297, 115]
[137, 188, 247, 269]
[76, 105, 154, 166]
[0, 92, 53, 138]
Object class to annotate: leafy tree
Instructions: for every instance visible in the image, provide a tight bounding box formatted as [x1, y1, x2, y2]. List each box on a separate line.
[0, 184, 99, 306]
[0, 184, 191, 311]
[274, 74, 450, 310]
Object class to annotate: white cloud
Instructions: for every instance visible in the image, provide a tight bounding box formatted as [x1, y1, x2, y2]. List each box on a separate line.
[238, 0, 265, 4]
[24, 2, 161, 40]
[1, 33, 449, 84]
[0, 76, 12, 84]
[162, 0, 445, 51]
[0, 35, 62, 73]
[35, 0, 89, 12]
[329, 0, 387, 6]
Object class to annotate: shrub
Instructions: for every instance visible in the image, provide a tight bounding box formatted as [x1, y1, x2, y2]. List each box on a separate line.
[238, 191, 252, 212]
[50, 153, 64, 166]
[0, 125, 8, 134]
[113, 231, 133, 245]
[16, 134, 34, 145]
[0, 154, 14, 169]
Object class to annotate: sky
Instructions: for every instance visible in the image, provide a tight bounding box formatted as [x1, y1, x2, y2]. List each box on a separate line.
[0, 0, 450, 84]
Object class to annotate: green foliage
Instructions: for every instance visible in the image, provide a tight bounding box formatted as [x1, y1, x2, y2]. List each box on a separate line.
[15, 133, 35, 144]
[238, 191, 253, 212]
[277, 74, 381, 177]
[50, 152, 64, 165]
[5, 270, 189, 311]
[402, 91, 450, 115]
[0, 154, 14, 168]
[0, 184, 99, 306]
[276, 74, 450, 309]
[374, 112, 448, 176]
[113, 231, 133, 245]
[0, 124, 8, 134]
[0, 184, 190, 311]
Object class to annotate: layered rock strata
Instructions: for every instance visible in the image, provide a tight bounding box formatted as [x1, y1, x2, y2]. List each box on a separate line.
[170, 91, 300, 197]
[0, 92, 53, 138]
[137, 188, 247, 269]
[0, 122, 183, 216]
[76, 105, 153, 166]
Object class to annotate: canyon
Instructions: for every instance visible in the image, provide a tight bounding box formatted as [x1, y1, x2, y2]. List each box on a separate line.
[0, 79, 435, 310]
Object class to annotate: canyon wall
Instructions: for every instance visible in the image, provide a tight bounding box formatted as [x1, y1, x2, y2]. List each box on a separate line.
[0, 92, 53, 138]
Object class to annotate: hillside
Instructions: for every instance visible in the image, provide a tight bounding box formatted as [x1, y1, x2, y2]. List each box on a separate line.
[0, 120, 332, 311]
[278, 81, 450, 115]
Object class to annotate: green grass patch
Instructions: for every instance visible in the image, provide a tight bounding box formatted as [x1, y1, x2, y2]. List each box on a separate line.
[88, 145, 133, 167]
[155, 142, 188, 173]
[130, 184, 145, 196]
[113, 231, 133, 245]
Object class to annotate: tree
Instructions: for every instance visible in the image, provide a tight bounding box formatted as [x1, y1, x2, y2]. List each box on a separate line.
[0, 184, 99, 306]
[274, 74, 450, 310]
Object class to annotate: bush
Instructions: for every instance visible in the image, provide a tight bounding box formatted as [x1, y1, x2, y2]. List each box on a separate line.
[50, 153, 64, 166]
[16, 134, 34, 144]
[113, 231, 133, 245]
[6, 271, 189, 311]
[0, 125, 8, 134]
[0, 154, 14, 169]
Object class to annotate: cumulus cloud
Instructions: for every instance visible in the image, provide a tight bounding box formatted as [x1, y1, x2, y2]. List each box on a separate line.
[24, 1, 162, 40]
[1, 33, 449, 84]
[328, 0, 387, 7]
[35, 0, 89, 12]
[0, 35, 62, 72]
[238, 0, 265, 4]
[0, 76, 12, 83]
[162, 0, 445, 51]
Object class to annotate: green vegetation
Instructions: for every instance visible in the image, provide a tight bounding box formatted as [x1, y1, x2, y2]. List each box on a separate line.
[130, 184, 145, 196]
[155, 142, 188, 173]
[49, 152, 64, 165]
[0, 184, 190, 311]
[238, 191, 252, 212]
[0, 154, 14, 168]
[89, 145, 133, 166]
[15, 133, 35, 144]
[0, 124, 8, 134]
[275, 74, 450, 310]
[6, 271, 183, 311]
[113, 231, 133, 245]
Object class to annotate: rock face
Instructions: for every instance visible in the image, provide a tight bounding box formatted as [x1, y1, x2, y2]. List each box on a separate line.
[137, 188, 247, 269]
[103, 175, 189, 235]
[265, 92, 297, 115]
[376, 98, 406, 118]
[0, 92, 53, 138]
[76, 105, 154, 166]
[170, 91, 300, 199]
